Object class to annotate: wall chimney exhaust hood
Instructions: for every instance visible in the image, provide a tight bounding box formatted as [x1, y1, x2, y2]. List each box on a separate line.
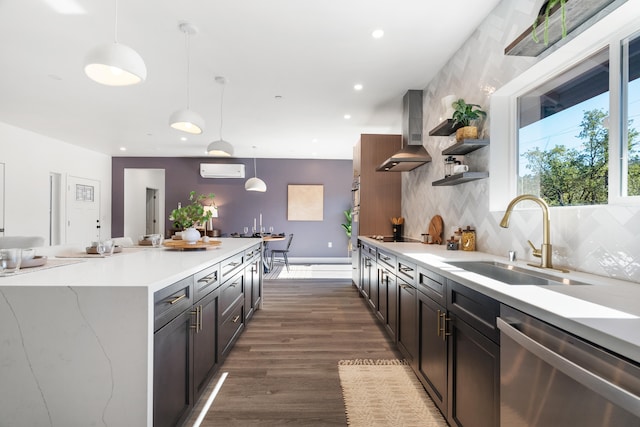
[377, 90, 431, 172]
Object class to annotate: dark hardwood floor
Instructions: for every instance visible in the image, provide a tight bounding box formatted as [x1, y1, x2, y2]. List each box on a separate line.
[191, 278, 402, 426]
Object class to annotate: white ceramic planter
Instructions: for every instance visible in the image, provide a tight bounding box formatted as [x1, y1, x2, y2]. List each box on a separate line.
[182, 227, 200, 244]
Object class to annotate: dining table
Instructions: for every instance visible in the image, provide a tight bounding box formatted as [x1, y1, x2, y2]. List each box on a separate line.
[262, 234, 285, 272]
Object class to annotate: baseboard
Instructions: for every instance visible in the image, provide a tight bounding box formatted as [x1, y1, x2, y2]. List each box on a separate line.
[286, 257, 352, 264]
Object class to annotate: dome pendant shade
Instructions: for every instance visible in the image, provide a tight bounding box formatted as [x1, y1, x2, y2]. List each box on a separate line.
[207, 139, 234, 157]
[245, 177, 267, 192]
[245, 154, 267, 192]
[84, 42, 147, 86]
[170, 108, 205, 135]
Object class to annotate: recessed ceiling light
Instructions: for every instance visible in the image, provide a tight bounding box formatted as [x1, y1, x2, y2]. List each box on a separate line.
[275, 95, 283, 100]
[180, 136, 187, 141]
[344, 114, 351, 120]
[312, 138, 318, 143]
[354, 84, 363, 91]
[372, 29, 384, 39]
[119, 147, 127, 151]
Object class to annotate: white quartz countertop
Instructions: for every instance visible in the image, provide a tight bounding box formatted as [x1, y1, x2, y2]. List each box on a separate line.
[360, 237, 640, 364]
[0, 238, 262, 293]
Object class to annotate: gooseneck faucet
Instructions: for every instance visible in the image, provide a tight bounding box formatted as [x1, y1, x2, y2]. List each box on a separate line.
[500, 194, 556, 270]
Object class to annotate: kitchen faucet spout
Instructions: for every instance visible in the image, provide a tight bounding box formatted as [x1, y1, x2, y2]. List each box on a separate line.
[500, 194, 562, 271]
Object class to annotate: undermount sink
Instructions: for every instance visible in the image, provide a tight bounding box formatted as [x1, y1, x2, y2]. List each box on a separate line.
[446, 261, 590, 286]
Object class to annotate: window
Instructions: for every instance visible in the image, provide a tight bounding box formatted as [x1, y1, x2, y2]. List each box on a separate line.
[622, 32, 640, 197]
[514, 29, 640, 207]
[517, 49, 610, 206]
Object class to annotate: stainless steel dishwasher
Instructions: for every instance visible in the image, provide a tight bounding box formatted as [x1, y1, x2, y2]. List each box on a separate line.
[498, 305, 640, 427]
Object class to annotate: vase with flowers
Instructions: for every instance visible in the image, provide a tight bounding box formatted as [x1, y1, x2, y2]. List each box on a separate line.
[169, 191, 216, 244]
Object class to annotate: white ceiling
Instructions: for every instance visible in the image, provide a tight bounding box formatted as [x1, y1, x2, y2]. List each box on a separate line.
[0, 0, 501, 159]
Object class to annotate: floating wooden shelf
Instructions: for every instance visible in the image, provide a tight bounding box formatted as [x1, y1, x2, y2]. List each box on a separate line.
[432, 172, 489, 186]
[429, 119, 463, 136]
[442, 139, 489, 155]
[505, 0, 621, 57]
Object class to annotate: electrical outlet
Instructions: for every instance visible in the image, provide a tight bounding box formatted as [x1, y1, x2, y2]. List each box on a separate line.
[328, 242, 332, 248]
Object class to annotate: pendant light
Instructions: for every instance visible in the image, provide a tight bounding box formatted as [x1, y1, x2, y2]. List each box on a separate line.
[84, 0, 147, 86]
[207, 76, 234, 156]
[245, 147, 267, 192]
[169, 22, 205, 135]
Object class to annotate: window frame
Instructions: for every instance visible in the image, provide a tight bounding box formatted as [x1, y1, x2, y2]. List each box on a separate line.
[489, 11, 640, 211]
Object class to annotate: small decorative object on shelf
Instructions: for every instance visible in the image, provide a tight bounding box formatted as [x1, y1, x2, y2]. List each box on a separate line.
[451, 99, 486, 142]
[446, 236, 459, 250]
[461, 226, 476, 251]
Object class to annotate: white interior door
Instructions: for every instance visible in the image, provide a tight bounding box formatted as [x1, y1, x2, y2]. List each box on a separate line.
[0, 162, 4, 236]
[66, 176, 100, 245]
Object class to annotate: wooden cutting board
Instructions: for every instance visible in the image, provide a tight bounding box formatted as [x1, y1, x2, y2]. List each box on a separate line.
[428, 215, 444, 244]
[163, 239, 222, 250]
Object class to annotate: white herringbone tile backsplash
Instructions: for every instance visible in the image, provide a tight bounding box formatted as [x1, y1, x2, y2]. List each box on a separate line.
[402, 0, 640, 283]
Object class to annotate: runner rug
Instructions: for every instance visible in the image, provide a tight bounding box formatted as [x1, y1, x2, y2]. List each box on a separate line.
[338, 359, 447, 427]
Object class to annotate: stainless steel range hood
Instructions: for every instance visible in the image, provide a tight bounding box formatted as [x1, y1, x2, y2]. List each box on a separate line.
[377, 90, 431, 172]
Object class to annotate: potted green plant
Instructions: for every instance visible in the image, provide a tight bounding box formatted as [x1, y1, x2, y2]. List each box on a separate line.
[532, 0, 567, 46]
[341, 209, 352, 252]
[169, 191, 216, 243]
[451, 98, 486, 141]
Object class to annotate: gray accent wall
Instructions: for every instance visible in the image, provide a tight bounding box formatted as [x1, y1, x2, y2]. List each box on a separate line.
[112, 157, 353, 258]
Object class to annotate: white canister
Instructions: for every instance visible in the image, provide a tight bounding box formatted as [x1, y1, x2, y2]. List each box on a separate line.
[453, 164, 469, 174]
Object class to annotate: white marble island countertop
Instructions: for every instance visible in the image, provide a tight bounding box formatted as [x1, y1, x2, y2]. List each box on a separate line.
[359, 237, 640, 365]
[0, 237, 262, 292]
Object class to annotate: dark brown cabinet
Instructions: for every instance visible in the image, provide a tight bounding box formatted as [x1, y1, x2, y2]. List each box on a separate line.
[244, 244, 261, 321]
[192, 289, 219, 400]
[154, 308, 193, 427]
[360, 244, 376, 304]
[218, 269, 245, 360]
[397, 277, 417, 365]
[353, 134, 402, 237]
[153, 245, 261, 427]
[416, 270, 500, 427]
[153, 276, 195, 427]
[417, 289, 448, 414]
[447, 312, 499, 427]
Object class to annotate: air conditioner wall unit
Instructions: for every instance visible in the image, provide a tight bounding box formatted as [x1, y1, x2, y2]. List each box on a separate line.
[200, 163, 246, 178]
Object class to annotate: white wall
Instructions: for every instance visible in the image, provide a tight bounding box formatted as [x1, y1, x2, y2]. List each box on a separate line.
[403, 0, 640, 283]
[0, 122, 111, 244]
[123, 169, 165, 240]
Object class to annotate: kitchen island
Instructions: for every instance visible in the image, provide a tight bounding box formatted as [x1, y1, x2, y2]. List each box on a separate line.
[0, 238, 262, 427]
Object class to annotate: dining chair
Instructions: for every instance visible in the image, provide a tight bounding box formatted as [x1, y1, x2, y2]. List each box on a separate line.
[270, 233, 294, 272]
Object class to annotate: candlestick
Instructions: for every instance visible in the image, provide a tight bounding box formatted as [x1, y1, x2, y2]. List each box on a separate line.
[254, 218, 257, 230]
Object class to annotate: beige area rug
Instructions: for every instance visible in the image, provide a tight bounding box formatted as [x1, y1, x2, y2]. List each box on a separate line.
[338, 359, 447, 427]
[277, 264, 352, 279]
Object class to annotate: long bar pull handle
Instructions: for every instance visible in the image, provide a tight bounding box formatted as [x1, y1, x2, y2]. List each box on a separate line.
[197, 274, 217, 283]
[437, 309, 442, 337]
[190, 306, 201, 332]
[497, 318, 640, 418]
[169, 294, 186, 305]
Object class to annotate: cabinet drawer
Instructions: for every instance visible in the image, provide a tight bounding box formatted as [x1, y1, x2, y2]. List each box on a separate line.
[221, 253, 244, 282]
[447, 279, 500, 343]
[397, 258, 416, 285]
[193, 263, 220, 301]
[154, 276, 194, 331]
[220, 270, 244, 317]
[219, 298, 244, 359]
[377, 249, 396, 273]
[244, 244, 261, 263]
[417, 266, 446, 306]
[360, 242, 376, 256]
